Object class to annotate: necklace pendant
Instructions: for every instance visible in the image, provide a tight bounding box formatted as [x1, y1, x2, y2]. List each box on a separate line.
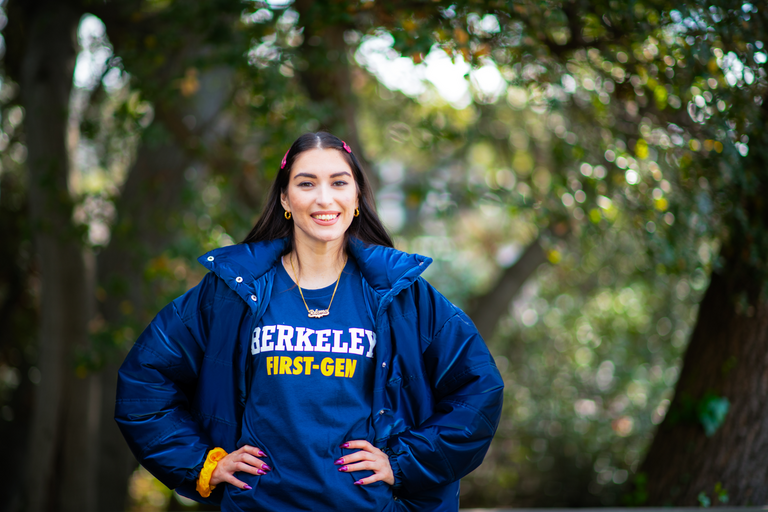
[308, 309, 330, 318]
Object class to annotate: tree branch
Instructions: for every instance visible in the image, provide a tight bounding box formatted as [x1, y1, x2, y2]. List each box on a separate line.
[467, 238, 548, 341]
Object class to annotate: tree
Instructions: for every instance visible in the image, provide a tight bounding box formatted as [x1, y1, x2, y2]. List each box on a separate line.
[345, 0, 768, 505]
[5, 0, 767, 508]
[4, 1, 258, 509]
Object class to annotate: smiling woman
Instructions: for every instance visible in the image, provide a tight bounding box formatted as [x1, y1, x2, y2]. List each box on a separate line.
[280, 147, 360, 275]
[115, 132, 504, 512]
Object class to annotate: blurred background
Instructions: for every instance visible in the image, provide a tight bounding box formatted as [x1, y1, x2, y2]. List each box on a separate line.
[2, 0, 767, 511]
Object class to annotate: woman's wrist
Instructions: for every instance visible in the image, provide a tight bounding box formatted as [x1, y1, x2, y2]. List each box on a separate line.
[383, 447, 403, 489]
[196, 447, 228, 497]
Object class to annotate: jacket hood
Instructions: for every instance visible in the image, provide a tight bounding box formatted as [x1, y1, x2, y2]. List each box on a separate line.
[197, 237, 432, 309]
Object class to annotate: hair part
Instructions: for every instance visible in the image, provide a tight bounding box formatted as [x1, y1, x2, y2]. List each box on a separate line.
[242, 132, 394, 252]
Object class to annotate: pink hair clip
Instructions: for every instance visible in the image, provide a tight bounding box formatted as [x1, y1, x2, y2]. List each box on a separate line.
[342, 141, 352, 154]
[280, 150, 289, 169]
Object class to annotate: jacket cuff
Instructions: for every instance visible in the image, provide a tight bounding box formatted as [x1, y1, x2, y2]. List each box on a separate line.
[384, 447, 404, 490]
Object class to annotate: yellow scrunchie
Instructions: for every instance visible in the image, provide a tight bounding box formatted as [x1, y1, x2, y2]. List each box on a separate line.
[196, 447, 228, 497]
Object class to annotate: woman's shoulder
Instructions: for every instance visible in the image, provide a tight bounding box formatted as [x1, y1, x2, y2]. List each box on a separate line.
[348, 238, 432, 294]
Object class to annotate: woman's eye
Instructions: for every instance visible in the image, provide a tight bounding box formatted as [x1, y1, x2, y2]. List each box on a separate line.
[333, 180, 348, 186]
[297, 181, 314, 188]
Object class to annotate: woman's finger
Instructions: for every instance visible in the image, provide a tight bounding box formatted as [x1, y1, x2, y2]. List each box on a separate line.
[334, 451, 373, 466]
[241, 452, 271, 470]
[241, 444, 269, 458]
[341, 440, 375, 451]
[353, 473, 387, 485]
[224, 473, 252, 490]
[337, 439, 394, 486]
[210, 445, 271, 486]
[340, 460, 376, 472]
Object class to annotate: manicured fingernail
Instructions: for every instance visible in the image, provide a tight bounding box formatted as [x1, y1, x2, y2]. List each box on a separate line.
[257, 469, 266, 475]
[354, 480, 363, 485]
[334, 458, 344, 465]
[244, 484, 252, 490]
[338, 466, 348, 472]
[262, 464, 271, 471]
[258, 450, 267, 457]
[340, 443, 350, 448]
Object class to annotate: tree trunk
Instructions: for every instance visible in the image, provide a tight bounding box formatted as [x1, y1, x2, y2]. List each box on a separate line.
[94, 67, 236, 512]
[466, 238, 547, 340]
[293, 0, 377, 188]
[640, 265, 768, 505]
[18, 2, 98, 511]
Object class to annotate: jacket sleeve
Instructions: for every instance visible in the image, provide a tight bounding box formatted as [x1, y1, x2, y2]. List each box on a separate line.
[386, 279, 505, 494]
[115, 273, 219, 501]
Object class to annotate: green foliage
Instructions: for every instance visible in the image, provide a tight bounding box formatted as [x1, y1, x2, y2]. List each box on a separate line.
[698, 482, 729, 507]
[665, 391, 730, 437]
[3, 0, 768, 508]
[622, 472, 649, 506]
[697, 393, 730, 437]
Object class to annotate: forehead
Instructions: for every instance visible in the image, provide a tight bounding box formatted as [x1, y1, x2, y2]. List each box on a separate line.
[290, 148, 353, 178]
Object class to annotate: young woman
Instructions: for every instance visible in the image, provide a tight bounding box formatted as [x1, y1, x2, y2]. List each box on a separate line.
[116, 132, 504, 511]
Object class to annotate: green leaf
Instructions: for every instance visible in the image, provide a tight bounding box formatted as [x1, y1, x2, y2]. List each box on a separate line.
[696, 393, 730, 437]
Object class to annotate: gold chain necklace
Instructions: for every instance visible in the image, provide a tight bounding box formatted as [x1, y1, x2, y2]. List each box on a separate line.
[288, 254, 346, 318]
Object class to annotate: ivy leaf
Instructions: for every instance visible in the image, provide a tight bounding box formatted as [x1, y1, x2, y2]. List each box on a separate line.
[697, 393, 730, 437]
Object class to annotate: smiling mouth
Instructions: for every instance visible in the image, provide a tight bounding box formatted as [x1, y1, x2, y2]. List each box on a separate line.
[311, 213, 340, 221]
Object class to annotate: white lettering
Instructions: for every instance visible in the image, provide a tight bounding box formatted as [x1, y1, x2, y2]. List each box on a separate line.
[315, 329, 331, 352]
[275, 325, 294, 352]
[364, 330, 377, 358]
[261, 325, 276, 352]
[348, 328, 365, 355]
[251, 327, 261, 355]
[331, 330, 348, 353]
[295, 327, 315, 352]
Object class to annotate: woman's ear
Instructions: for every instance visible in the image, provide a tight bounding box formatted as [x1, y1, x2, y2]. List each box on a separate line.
[280, 190, 290, 211]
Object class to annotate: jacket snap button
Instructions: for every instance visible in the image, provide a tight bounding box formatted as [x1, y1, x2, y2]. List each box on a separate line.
[236, 277, 243, 283]
[207, 256, 214, 261]
[379, 409, 385, 415]
[382, 362, 386, 367]
[250, 295, 258, 302]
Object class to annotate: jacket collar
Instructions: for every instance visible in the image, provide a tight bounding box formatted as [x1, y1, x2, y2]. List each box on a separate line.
[198, 237, 432, 305]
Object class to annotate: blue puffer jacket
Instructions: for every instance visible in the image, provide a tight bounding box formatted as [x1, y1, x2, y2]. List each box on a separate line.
[116, 238, 504, 511]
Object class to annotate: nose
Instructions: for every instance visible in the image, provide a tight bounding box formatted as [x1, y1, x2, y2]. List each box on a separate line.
[315, 183, 333, 206]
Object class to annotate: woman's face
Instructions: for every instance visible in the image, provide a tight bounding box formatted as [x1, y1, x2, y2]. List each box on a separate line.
[280, 148, 359, 251]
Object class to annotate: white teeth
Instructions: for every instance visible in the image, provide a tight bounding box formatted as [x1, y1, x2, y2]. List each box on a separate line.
[313, 214, 338, 221]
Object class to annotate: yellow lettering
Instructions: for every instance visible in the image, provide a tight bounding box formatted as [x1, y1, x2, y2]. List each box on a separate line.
[321, 357, 334, 376]
[345, 359, 357, 378]
[303, 357, 314, 375]
[292, 356, 303, 375]
[334, 358, 345, 377]
[279, 356, 292, 375]
[266, 356, 274, 376]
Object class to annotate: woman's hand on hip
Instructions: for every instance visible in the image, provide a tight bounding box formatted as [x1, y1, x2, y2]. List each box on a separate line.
[335, 440, 395, 486]
[211, 445, 271, 489]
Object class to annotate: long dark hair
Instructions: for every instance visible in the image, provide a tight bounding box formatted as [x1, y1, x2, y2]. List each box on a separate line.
[242, 132, 394, 252]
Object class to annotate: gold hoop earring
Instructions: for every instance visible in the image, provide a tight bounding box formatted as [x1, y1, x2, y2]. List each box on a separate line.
[354, 208, 360, 217]
[284, 211, 292, 220]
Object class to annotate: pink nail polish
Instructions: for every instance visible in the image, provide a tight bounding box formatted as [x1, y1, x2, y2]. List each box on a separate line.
[262, 464, 271, 471]
[354, 480, 363, 485]
[257, 469, 266, 475]
[334, 458, 344, 465]
[340, 442, 350, 448]
[258, 450, 267, 457]
[244, 484, 253, 490]
[338, 466, 348, 472]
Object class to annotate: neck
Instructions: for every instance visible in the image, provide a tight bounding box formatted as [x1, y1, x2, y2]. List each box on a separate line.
[284, 238, 347, 289]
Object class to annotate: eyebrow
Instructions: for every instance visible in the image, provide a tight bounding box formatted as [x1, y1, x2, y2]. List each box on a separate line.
[293, 171, 352, 180]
